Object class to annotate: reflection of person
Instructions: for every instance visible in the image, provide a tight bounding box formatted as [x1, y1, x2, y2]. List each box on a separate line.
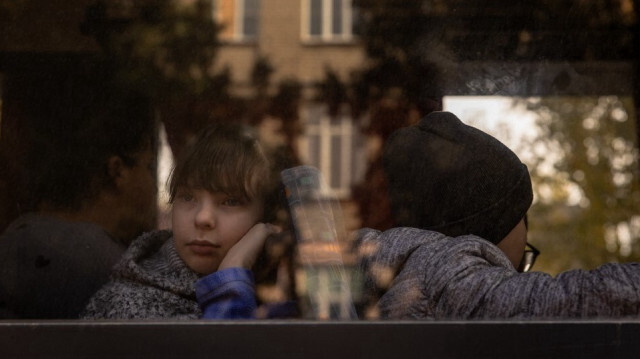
[0, 73, 156, 319]
[354, 111, 640, 319]
[83, 123, 281, 319]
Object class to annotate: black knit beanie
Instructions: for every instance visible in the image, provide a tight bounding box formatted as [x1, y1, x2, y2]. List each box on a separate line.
[382, 111, 533, 244]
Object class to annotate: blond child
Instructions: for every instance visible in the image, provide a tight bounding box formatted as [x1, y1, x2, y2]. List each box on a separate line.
[83, 123, 280, 319]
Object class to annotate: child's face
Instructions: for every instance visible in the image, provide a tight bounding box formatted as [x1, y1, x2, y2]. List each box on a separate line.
[171, 186, 264, 275]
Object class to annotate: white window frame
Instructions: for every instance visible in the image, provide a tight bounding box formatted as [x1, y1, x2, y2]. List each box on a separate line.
[235, 0, 259, 41]
[299, 104, 364, 199]
[301, 0, 355, 43]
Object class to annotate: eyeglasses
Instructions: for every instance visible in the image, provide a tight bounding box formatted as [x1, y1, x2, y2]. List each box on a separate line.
[517, 243, 540, 273]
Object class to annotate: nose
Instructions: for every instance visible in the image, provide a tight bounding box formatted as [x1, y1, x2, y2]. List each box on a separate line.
[194, 199, 217, 229]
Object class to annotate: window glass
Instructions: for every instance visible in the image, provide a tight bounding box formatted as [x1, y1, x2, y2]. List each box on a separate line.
[330, 135, 342, 188]
[331, 0, 343, 35]
[304, 0, 354, 41]
[446, 95, 640, 274]
[242, 0, 259, 38]
[302, 104, 363, 198]
[307, 134, 321, 171]
[0, 0, 638, 326]
[214, 0, 258, 41]
[309, 0, 323, 36]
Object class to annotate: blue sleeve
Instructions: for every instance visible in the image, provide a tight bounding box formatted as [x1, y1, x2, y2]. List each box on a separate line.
[195, 267, 256, 319]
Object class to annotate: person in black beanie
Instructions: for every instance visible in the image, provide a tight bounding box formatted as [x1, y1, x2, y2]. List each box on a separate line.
[383, 111, 533, 270]
[352, 111, 640, 319]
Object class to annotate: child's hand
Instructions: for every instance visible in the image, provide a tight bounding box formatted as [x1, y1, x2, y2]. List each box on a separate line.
[218, 223, 282, 270]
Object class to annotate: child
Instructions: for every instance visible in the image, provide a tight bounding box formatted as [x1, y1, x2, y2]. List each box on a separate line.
[353, 111, 640, 319]
[82, 123, 281, 319]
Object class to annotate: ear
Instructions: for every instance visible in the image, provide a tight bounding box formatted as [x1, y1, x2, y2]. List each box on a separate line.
[107, 155, 128, 188]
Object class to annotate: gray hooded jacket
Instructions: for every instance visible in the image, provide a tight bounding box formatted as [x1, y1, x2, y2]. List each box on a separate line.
[354, 227, 640, 319]
[82, 230, 201, 319]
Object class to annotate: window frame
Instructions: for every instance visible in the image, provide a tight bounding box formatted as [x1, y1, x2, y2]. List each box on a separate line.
[299, 103, 365, 199]
[214, 0, 260, 43]
[301, 0, 356, 43]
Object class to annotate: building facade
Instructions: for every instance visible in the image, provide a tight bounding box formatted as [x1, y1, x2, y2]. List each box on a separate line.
[213, 0, 367, 200]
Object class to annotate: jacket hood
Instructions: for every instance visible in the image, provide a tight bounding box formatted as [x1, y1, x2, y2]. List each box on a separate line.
[353, 227, 447, 294]
[111, 230, 198, 297]
[352, 227, 515, 319]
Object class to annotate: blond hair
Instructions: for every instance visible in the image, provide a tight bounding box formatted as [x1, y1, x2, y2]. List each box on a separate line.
[168, 123, 272, 204]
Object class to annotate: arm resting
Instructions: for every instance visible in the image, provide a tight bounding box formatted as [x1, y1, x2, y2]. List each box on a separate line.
[195, 268, 256, 319]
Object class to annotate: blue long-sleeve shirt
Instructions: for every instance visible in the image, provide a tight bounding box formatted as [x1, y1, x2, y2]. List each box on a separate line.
[195, 267, 256, 319]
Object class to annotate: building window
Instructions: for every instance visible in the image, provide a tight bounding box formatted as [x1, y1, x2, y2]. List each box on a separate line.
[299, 266, 358, 319]
[300, 104, 365, 198]
[302, 0, 355, 42]
[214, 0, 259, 42]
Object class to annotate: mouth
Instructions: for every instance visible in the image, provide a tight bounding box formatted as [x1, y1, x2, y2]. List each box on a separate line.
[186, 240, 219, 255]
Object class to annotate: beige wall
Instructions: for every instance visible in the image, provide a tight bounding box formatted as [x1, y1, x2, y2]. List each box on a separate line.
[216, 0, 365, 97]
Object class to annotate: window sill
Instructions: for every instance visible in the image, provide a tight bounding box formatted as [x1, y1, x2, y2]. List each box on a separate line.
[1, 320, 639, 358]
[300, 38, 362, 47]
[219, 39, 259, 47]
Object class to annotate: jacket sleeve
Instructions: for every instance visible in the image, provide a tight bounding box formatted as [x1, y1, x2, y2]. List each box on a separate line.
[195, 267, 257, 319]
[425, 238, 640, 319]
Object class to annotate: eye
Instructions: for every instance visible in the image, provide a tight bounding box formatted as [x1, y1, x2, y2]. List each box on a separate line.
[176, 189, 195, 203]
[222, 197, 245, 207]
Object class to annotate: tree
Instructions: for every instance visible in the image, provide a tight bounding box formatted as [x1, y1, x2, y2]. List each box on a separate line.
[346, 0, 446, 229]
[351, 0, 444, 117]
[82, 0, 236, 157]
[523, 96, 640, 273]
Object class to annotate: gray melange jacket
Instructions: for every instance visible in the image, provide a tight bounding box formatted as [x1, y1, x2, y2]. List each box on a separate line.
[354, 227, 640, 319]
[82, 230, 201, 319]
